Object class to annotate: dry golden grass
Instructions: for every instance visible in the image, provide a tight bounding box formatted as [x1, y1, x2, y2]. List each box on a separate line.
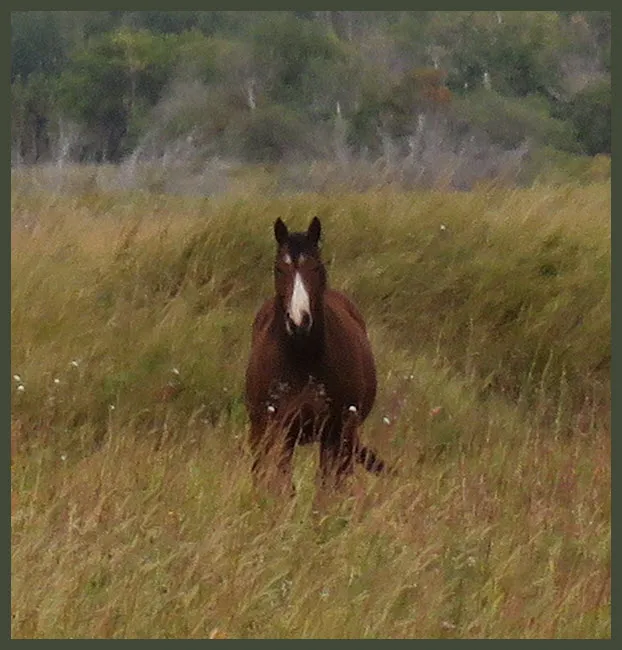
[11, 178, 610, 638]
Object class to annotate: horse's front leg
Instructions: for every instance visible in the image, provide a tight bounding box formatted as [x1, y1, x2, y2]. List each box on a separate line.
[318, 406, 360, 491]
[249, 410, 296, 498]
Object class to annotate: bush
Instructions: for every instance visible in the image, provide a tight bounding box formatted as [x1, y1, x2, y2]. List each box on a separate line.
[454, 91, 577, 152]
[224, 105, 322, 163]
[563, 80, 611, 155]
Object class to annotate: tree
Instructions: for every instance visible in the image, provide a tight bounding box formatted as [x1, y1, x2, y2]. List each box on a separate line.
[125, 11, 199, 35]
[225, 104, 319, 163]
[57, 28, 177, 161]
[11, 12, 67, 81]
[11, 73, 58, 163]
[563, 80, 611, 155]
[10, 11, 611, 168]
[251, 14, 345, 110]
[347, 67, 452, 154]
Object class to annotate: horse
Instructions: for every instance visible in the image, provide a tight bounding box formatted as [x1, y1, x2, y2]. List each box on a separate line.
[244, 216, 390, 497]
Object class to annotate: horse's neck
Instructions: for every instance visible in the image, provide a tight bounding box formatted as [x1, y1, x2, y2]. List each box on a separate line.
[276, 306, 326, 363]
[285, 326, 324, 362]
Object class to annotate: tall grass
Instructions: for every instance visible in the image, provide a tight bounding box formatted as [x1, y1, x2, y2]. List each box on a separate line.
[11, 179, 610, 638]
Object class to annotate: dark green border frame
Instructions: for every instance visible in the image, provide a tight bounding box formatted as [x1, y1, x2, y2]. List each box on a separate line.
[609, 3, 617, 645]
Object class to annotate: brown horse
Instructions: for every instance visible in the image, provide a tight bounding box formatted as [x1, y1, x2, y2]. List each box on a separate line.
[245, 216, 389, 496]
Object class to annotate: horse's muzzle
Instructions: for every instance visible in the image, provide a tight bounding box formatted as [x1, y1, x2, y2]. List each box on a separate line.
[286, 312, 312, 336]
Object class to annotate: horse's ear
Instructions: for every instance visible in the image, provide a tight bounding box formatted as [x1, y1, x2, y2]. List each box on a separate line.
[274, 218, 289, 246]
[307, 217, 322, 247]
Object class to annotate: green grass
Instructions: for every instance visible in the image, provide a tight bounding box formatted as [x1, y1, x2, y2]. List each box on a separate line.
[11, 179, 610, 638]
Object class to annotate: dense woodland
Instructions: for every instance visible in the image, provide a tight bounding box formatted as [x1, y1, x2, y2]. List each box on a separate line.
[11, 11, 610, 188]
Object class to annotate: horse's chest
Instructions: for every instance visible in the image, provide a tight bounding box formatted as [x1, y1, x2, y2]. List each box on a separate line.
[268, 374, 331, 411]
[266, 375, 332, 445]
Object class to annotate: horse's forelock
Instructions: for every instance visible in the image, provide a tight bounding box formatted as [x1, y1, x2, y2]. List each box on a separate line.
[280, 232, 320, 261]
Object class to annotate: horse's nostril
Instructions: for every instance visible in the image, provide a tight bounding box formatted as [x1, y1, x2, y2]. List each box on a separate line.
[286, 312, 312, 335]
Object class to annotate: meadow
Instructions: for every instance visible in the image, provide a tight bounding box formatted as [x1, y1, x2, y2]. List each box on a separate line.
[11, 173, 610, 638]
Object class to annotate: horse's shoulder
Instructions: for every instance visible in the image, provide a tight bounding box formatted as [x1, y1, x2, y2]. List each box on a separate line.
[246, 299, 279, 400]
[325, 289, 368, 332]
[252, 298, 276, 338]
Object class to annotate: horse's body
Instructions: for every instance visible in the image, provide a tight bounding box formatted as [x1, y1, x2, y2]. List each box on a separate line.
[245, 217, 388, 495]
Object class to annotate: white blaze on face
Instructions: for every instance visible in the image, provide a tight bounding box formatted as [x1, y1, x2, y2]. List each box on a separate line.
[289, 271, 310, 328]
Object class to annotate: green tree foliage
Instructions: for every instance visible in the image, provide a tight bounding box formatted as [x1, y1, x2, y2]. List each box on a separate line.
[389, 12, 436, 68]
[11, 12, 68, 81]
[348, 68, 452, 151]
[561, 80, 611, 155]
[10, 11, 611, 166]
[438, 12, 565, 98]
[57, 28, 178, 160]
[251, 13, 345, 109]
[225, 105, 317, 163]
[125, 11, 199, 34]
[11, 73, 58, 163]
[455, 91, 576, 151]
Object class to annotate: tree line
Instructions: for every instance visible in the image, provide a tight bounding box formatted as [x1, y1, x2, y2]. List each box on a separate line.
[11, 11, 610, 170]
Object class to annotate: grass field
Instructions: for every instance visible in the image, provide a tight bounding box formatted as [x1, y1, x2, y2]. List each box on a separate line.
[11, 177, 610, 638]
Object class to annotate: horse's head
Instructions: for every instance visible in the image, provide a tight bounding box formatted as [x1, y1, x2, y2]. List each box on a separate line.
[273, 216, 326, 338]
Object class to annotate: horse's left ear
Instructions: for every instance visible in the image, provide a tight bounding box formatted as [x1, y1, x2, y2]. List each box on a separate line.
[307, 217, 322, 246]
[274, 218, 289, 246]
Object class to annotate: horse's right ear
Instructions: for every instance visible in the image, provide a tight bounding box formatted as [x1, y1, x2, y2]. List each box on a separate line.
[307, 216, 322, 247]
[274, 218, 289, 246]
